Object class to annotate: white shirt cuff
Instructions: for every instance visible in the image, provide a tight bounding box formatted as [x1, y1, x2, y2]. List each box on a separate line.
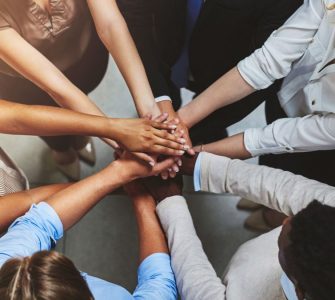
[193, 153, 203, 191]
[155, 96, 172, 103]
[244, 127, 294, 157]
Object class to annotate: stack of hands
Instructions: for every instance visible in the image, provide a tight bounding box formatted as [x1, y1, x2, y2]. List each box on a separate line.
[112, 112, 195, 181]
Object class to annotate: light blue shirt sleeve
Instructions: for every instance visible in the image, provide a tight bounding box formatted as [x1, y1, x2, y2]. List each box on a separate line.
[83, 273, 133, 300]
[0, 202, 63, 267]
[193, 152, 203, 191]
[83, 253, 177, 300]
[133, 253, 177, 300]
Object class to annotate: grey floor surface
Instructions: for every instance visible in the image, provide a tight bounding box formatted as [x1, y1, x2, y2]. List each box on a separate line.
[0, 57, 266, 292]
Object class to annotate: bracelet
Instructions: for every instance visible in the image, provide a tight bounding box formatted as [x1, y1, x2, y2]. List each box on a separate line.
[200, 144, 205, 152]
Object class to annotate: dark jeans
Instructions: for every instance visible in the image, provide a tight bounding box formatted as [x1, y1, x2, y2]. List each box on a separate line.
[0, 28, 109, 151]
[117, 0, 187, 110]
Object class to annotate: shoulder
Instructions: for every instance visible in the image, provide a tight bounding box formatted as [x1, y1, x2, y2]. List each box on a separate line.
[83, 274, 133, 300]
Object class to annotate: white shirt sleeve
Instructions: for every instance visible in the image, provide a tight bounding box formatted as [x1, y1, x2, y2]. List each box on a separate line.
[237, 0, 323, 90]
[244, 113, 335, 156]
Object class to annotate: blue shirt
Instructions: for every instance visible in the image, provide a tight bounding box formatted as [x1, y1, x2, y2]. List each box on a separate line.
[0, 203, 177, 300]
[193, 152, 203, 191]
[281, 273, 299, 300]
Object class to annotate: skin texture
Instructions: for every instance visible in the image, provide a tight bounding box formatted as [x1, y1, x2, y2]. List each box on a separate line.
[178, 67, 254, 129]
[177, 67, 255, 159]
[157, 100, 194, 179]
[46, 152, 176, 230]
[278, 217, 305, 300]
[0, 99, 186, 156]
[0, 0, 169, 164]
[124, 180, 169, 263]
[192, 133, 251, 159]
[0, 183, 71, 233]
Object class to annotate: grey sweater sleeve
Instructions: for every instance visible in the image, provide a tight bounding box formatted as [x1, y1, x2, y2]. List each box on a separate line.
[156, 196, 226, 300]
[200, 152, 335, 215]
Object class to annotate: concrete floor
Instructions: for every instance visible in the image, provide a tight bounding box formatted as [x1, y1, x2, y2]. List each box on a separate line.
[0, 57, 266, 292]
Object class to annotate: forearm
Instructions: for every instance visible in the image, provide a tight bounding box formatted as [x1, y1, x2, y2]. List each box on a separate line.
[178, 67, 254, 128]
[98, 17, 159, 117]
[46, 161, 127, 230]
[199, 152, 335, 215]
[0, 183, 70, 233]
[132, 193, 168, 263]
[194, 133, 251, 159]
[0, 99, 126, 139]
[157, 196, 226, 300]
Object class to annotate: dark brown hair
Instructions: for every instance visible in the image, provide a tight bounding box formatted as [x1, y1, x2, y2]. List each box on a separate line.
[0, 251, 93, 300]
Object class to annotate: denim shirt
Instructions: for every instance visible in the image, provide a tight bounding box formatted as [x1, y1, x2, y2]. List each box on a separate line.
[0, 203, 177, 300]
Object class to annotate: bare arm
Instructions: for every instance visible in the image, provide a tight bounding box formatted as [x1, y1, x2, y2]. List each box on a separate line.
[193, 133, 251, 159]
[0, 183, 70, 233]
[46, 152, 177, 230]
[0, 29, 105, 116]
[87, 0, 161, 117]
[0, 99, 186, 155]
[125, 181, 168, 263]
[178, 67, 254, 128]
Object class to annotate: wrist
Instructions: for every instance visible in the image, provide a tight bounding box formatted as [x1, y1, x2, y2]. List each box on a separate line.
[105, 118, 119, 140]
[105, 160, 136, 186]
[157, 101, 176, 118]
[177, 107, 193, 128]
[138, 101, 161, 118]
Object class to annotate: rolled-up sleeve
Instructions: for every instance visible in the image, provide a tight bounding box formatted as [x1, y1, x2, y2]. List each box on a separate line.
[244, 113, 335, 156]
[0, 202, 63, 267]
[133, 253, 177, 300]
[237, 0, 323, 90]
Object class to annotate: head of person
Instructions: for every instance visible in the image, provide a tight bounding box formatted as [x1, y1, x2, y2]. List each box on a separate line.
[0, 250, 93, 300]
[278, 200, 335, 300]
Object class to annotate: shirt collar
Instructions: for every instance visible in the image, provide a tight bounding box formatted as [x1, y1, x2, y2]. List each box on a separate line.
[281, 273, 299, 300]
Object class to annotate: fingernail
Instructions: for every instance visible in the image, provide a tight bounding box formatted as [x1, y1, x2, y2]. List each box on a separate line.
[183, 145, 190, 150]
[173, 166, 179, 172]
[170, 125, 177, 129]
[180, 130, 185, 134]
[168, 168, 172, 172]
[178, 150, 185, 155]
[149, 161, 155, 167]
[177, 159, 182, 166]
[179, 138, 186, 144]
[171, 130, 175, 134]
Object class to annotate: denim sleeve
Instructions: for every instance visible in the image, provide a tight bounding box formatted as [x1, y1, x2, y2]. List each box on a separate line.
[133, 253, 177, 300]
[0, 202, 63, 267]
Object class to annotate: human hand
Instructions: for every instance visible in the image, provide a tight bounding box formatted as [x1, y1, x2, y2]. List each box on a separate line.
[111, 113, 188, 156]
[143, 175, 183, 203]
[180, 152, 199, 176]
[114, 150, 178, 182]
[158, 117, 195, 179]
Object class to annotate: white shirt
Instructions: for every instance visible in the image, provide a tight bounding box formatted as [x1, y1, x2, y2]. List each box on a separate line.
[237, 0, 335, 156]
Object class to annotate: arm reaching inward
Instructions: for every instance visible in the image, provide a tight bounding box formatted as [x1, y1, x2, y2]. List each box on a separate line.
[124, 181, 177, 300]
[179, 0, 323, 129]
[144, 177, 226, 300]
[0, 152, 176, 266]
[195, 152, 335, 216]
[0, 99, 186, 156]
